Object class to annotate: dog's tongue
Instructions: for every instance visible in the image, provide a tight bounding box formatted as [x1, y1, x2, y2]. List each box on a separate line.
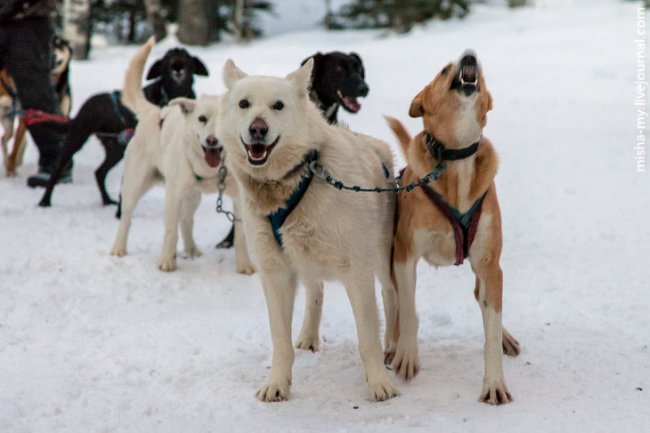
[342, 96, 361, 113]
[204, 148, 221, 168]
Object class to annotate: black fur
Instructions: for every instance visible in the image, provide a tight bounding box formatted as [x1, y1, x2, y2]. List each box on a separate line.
[301, 51, 369, 124]
[38, 48, 209, 207]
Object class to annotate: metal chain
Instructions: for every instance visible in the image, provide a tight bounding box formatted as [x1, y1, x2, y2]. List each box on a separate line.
[308, 160, 448, 193]
[215, 159, 240, 222]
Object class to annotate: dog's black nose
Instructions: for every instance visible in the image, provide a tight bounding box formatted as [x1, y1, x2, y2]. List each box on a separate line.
[205, 135, 219, 147]
[357, 82, 369, 97]
[249, 118, 268, 141]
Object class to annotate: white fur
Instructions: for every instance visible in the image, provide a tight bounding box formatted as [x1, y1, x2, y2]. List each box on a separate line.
[219, 59, 399, 402]
[111, 42, 254, 274]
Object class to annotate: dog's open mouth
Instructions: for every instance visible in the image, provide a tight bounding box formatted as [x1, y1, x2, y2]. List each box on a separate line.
[202, 146, 222, 168]
[452, 51, 480, 97]
[241, 136, 280, 166]
[336, 90, 361, 113]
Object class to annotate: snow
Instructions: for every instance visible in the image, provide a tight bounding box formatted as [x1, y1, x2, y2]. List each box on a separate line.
[1, 1, 648, 432]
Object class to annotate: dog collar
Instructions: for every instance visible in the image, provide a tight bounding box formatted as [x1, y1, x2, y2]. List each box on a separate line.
[425, 133, 479, 162]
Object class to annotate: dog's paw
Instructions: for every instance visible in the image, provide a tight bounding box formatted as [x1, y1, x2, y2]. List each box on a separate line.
[502, 328, 521, 357]
[391, 342, 420, 381]
[236, 262, 256, 275]
[368, 380, 399, 402]
[480, 378, 512, 405]
[383, 341, 398, 365]
[110, 246, 127, 257]
[295, 332, 319, 352]
[158, 257, 177, 272]
[255, 382, 290, 402]
[183, 247, 202, 259]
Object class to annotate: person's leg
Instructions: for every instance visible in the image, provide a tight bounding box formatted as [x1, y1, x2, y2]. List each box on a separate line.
[4, 17, 65, 178]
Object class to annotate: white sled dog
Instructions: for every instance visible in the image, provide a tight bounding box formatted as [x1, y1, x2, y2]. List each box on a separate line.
[111, 38, 254, 274]
[218, 58, 399, 402]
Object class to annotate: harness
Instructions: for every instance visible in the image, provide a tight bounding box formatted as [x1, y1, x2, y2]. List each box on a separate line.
[419, 133, 485, 266]
[268, 150, 319, 247]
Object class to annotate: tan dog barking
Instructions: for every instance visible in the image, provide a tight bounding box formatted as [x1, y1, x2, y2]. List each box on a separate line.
[385, 50, 520, 405]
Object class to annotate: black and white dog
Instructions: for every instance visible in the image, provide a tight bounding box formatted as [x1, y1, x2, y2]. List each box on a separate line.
[38, 47, 209, 207]
[216, 51, 370, 249]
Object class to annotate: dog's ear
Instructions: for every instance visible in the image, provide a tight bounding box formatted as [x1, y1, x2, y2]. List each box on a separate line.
[486, 91, 493, 112]
[170, 97, 196, 115]
[409, 87, 427, 118]
[287, 58, 313, 97]
[192, 56, 209, 76]
[223, 59, 248, 90]
[146, 59, 163, 80]
[349, 52, 365, 78]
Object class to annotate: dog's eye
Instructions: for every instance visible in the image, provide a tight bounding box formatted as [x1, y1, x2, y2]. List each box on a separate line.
[239, 99, 250, 109]
[198, 115, 207, 124]
[272, 101, 284, 111]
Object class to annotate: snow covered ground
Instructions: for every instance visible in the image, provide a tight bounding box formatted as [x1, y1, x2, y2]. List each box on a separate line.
[1, 1, 648, 432]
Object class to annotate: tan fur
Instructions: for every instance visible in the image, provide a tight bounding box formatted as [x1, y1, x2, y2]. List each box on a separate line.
[385, 53, 520, 405]
[219, 59, 399, 402]
[0, 70, 27, 177]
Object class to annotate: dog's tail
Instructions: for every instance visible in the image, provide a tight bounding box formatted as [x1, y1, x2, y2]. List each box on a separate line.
[384, 115, 411, 159]
[122, 36, 156, 115]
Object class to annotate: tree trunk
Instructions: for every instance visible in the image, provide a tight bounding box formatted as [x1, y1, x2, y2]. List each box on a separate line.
[143, 0, 167, 41]
[63, 0, 91, 60]
[508, 0, 528, 7]
[177, 0, 211, 45]
[233, 0, 245, 41]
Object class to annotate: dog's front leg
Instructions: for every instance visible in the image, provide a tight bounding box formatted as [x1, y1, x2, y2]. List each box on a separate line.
[179, 189, 202, 259]
[256, 265, 297, 402]
[159, 184, 185, 271]
[343, 272, 399, 401]
[295, 279, 323, 352]
[475, 267, 512, 405]
[232, 198, 255, 274]
[391, 256, 420, 381]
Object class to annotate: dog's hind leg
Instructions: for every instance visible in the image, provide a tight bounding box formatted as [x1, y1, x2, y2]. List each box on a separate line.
[473, 277, 520, 356]
[343, 271, 399, 401]
[179, 189, 202, 259]
[295, 279, 323, 352]
[110, 146, 156, 257]
[39, 124, 90, 207]
[232, 198, 255, 274]
[95, 138, 124, 206]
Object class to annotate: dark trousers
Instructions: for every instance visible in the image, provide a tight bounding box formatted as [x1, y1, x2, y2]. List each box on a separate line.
[0, 16, 62, 169]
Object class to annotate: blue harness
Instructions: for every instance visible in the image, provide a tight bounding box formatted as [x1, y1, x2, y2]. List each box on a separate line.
[267, 150, 320, 247]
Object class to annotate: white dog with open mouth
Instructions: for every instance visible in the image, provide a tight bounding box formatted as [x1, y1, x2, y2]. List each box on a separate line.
[218, 58, 399, 402]
[110, 38, 254, 274]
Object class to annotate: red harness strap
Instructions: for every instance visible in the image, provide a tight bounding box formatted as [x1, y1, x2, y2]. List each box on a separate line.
[421, 184, 486, 266]
[23, 109, 69, 127]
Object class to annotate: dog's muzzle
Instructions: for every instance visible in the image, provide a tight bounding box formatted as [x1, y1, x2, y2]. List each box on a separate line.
[202, 135, 222, 168]
[454, 49, 480, 96]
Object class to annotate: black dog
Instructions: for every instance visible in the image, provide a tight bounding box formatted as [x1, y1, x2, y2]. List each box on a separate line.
[38, 48, 209, 207]
[303, 51, 369, 124]
[216, 51, 370, 249]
